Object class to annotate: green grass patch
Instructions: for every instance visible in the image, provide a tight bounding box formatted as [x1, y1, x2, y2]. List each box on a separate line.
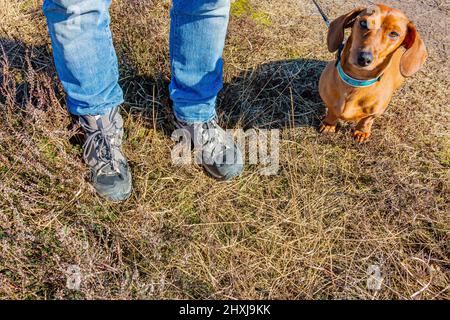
[231, 0, 272, 26]
[436, 140, 450, 167]
[38, 139, 58, 161]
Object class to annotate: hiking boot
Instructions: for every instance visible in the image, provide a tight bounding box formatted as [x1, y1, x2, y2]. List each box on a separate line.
[79, 107, 132, 201]
[175, 118, 244, 181]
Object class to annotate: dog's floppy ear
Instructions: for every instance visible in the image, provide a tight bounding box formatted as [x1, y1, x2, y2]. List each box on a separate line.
[327, 7, 365, 52]
[400, 22, 428, 77]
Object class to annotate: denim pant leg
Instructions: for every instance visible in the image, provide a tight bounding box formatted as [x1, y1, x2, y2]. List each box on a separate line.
[43, 0, 123, 116]
[170, 0, 231, 123]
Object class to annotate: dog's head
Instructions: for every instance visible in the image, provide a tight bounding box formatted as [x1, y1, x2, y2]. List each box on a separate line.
[327, 4, 428, 77]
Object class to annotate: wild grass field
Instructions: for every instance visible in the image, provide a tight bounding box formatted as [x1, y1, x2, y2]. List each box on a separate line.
[0, 0, 449, 299]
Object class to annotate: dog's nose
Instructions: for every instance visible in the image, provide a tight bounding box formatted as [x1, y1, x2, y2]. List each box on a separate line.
[357, 52, 374, 67]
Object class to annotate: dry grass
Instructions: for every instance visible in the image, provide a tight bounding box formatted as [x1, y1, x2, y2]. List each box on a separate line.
[0, 0, 449, 299]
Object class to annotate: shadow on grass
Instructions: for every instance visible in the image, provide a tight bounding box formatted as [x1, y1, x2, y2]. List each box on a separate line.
[123, 58, 328, 135]
[220, 58, 327, 130]
[0, 38, 87, 146]
[0, 38, 56, 108]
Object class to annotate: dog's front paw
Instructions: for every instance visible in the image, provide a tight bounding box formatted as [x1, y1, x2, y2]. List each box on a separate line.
[353, 130, 371, 143]
[320, 123, 337, 134]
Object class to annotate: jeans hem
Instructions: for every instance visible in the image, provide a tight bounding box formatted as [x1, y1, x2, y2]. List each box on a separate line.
[174, 108, 216, 124]
[68, 99, 124, 116]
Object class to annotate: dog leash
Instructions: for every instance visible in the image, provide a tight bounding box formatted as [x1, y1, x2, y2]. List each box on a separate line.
[311, 0, 344, 63]
[311, 0, 382, 87]
[311, 0, 331, 27]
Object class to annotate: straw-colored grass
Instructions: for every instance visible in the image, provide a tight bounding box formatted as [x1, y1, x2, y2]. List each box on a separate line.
[0, 0, 448, 299]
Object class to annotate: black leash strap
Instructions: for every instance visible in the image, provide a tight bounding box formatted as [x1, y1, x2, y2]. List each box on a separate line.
[311, 0, 330, 28]
[336, 43, 345, 66]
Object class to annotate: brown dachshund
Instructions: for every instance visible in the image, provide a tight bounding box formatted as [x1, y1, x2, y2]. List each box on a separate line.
[319, 4, 428, 143]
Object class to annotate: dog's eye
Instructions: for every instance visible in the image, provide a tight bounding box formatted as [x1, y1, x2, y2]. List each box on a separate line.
[360, 20, 368, 29]
[388, 31, 400, 39]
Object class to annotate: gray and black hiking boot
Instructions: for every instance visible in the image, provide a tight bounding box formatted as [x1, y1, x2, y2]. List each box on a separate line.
[80, 107, 132, 201]
[175, 118, 244, 181]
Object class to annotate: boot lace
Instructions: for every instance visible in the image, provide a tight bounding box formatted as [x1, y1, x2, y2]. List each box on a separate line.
[81, 119, 120, 175]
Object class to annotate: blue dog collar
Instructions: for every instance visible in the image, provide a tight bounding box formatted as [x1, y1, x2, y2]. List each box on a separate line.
[335, 43, 382, 88]
[337, 61, 382, 88]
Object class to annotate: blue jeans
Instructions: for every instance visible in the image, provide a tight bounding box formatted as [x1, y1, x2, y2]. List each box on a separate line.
[43, 0, 230, 123]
